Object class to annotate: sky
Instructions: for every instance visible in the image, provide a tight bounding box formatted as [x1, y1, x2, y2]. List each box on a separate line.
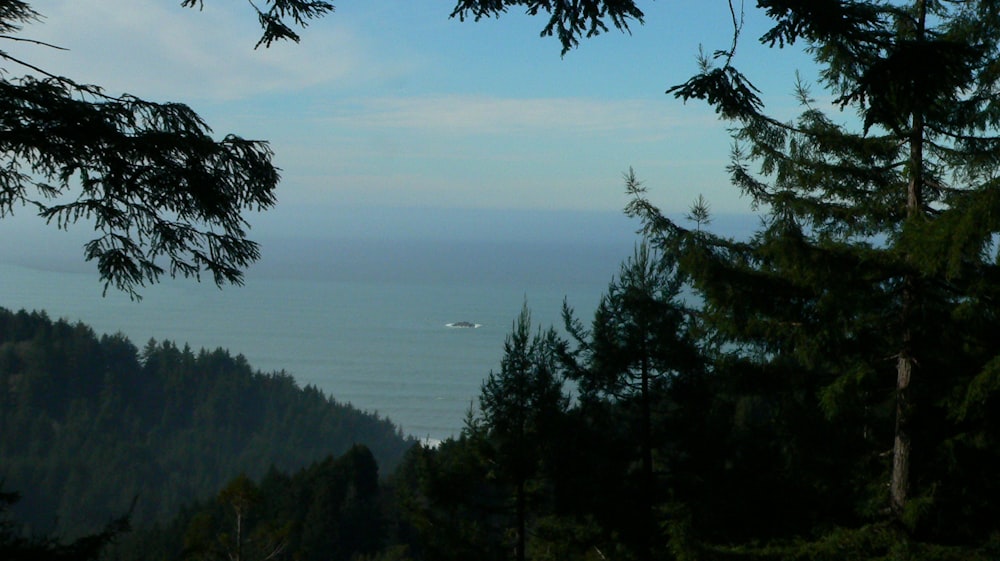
[3, 0, 821, 245]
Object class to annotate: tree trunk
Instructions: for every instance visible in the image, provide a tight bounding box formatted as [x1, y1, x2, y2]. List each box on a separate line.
[891, 294, 914, 516]
[890, 0, 926, 519]
[516, 478, 526, 561]
[640, 349, 653, 561]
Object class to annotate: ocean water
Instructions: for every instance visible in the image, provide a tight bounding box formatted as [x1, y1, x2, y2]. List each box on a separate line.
[0, 238, 631, 441]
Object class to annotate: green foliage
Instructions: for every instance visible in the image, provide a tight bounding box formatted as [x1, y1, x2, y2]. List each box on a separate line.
[622, 0, 1000, 555]
[449, 0, 644, 55]
[465, 304, 569, 561]
[461, 0, 1000, 557]
[0, 75, 278, 296]
[559, 241, 703, 559]
[693, 523, 1000, 561]
[180, 1, 334, 48]
[0, 1, 332, 296]
[354, 545, 414, 561]
[565, 242, 699, 401]
[137, 446, 383, 561]
[0, 307, 413, 539]
[0, 486, 131, 561]
[479, 303, 567, 485]
[685, 195, 712, 233]
[386, 439, 508, 561]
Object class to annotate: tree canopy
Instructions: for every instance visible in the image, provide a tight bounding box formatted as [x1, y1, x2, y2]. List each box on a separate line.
[0, 307, 412, 538]
[0, 1, 332, 297]
[450, 0, 644, 54]
[456, 0, 1000, 557]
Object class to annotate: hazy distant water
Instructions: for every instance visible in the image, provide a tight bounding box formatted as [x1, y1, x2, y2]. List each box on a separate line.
[0, 238, 631, 441]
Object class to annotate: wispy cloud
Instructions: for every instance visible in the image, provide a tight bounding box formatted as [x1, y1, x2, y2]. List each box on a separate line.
[324, 95, 710, 135]
[11, 0, 375, 101]
[7, 2, 749, 215]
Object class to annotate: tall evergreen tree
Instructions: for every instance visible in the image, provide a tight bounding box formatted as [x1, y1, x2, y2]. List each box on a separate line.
[634, 0, 1000, 553]
[456, 0, 1000, 554]
[478, 303, 568, 561]
[561, 239, 701, 561]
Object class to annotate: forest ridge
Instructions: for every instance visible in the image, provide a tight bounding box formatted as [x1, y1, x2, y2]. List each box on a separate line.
[0, 307, 413, 538]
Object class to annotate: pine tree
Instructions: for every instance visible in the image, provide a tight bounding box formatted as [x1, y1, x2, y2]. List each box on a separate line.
[631, 0, 1000, 552]
[478, 303, 568, 561]
[456, 0, 1000, 554]
[560, 239, 701, 560]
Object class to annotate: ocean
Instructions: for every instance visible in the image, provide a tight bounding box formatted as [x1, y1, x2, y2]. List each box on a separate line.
[0, 237, 633, 442]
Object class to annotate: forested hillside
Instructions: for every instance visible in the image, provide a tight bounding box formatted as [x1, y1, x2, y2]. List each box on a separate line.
[128, 259, 1000, 560]
[127, 445, 387, 561]
[0, 307, 414, 538]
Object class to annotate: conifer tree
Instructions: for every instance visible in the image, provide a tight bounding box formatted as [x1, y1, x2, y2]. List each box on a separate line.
[478, 303, 567, 561]
[0, 1, 332, 296]
[560, 240, 701, 561]
[633, 0, 1000, 552]
[457, 0, 1000, 554]
[0, 486, 131, 561]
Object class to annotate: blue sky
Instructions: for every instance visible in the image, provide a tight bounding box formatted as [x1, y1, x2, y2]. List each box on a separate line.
[7, 1, 821, 242]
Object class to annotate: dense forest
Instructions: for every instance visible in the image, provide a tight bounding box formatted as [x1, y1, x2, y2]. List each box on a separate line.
[8, 223, 1000, 560]
[0, 307, 413, 539]
[111, 238, 1000, 561]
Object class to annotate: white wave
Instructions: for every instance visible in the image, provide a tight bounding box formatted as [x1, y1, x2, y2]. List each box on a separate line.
[421, 437, 443, 449]
[445, 321, 481, 329]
